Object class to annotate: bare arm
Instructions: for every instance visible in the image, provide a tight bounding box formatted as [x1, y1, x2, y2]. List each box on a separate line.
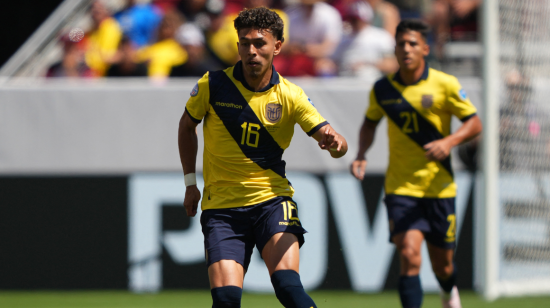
[379, 1, 401, 37]
[350, 119, 378, 180]
[349, 56, 398, 76]
[311, 124, 348, 158]
[178, 111, 201, 217]
[305, 40, 339, 59]
[424, 115, 483, 161]
[450, 0, 481, 18]
[375, 56, 399, 75]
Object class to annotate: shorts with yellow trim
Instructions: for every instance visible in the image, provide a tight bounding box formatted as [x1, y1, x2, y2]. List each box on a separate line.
[384, 194, 457, 249]
[200, 196, 306, 271]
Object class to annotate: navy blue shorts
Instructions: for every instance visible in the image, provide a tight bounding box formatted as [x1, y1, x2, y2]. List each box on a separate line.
[384, 194, 457, 249]
[200, 196, 306, 271]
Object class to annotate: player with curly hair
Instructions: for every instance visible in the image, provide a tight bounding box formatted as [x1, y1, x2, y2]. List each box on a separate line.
[178, 7, 348, 308]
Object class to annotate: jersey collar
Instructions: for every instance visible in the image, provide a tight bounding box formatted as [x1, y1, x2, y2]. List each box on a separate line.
[233, 60, 280, 92]
[393, 62, 429, 85]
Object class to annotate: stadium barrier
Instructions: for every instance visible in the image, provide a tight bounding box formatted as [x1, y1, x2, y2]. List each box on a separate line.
[0, 77, 481, 174]
[0, 172, 475, 291]
[0, 78, 481, 291]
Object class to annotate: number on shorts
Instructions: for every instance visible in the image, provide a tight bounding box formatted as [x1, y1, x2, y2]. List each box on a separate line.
[281, 201, 300, 221]
[446, 214, 456, 238]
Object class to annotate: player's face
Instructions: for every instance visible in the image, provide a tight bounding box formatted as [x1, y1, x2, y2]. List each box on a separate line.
[238, 27, 282, 79]
[395, 30, 429, 72]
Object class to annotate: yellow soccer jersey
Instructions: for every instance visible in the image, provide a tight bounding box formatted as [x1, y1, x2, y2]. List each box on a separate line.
[186, 61, 328, 210]
[365, 65, 477, 198]
[85, 18, 122, 76]
[137, 38, 188, 77]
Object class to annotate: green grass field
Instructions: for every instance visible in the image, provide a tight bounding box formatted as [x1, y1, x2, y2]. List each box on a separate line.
[1, 290, 549, 308]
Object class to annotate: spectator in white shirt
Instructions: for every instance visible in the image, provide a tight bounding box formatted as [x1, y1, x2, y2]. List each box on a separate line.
[333, 0, 398, 83]
[285, 0, 343, 59]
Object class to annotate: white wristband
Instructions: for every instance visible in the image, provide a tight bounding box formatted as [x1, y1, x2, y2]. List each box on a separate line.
[184, 173, 197, 187]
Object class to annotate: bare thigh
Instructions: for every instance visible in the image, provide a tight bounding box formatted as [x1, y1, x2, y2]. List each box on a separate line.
[261, 232, 300, 276]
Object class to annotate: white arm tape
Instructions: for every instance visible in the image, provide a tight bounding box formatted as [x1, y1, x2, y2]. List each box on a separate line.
[184, 173, 197, 186]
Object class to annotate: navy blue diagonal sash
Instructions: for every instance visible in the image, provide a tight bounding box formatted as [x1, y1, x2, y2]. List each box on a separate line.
[208, 70, 286, 178]
[373, 78, 453, 176]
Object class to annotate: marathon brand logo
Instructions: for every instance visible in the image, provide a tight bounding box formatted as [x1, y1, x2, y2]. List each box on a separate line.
[380, 98, 402, 105]
[279, 221, 301, 226]
[215, 101, 243, 109]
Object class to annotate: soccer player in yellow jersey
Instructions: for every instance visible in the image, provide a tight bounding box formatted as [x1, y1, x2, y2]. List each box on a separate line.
[351, 20, 482, 308]
[178, 7, 348, 308]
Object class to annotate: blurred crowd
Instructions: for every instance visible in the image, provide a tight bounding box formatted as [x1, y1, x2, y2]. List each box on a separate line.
[47, 0, 480, 80]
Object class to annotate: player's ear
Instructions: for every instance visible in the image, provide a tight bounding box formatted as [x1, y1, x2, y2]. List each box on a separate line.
[422, 40, 430, 56]
[274, 39, 282, 56]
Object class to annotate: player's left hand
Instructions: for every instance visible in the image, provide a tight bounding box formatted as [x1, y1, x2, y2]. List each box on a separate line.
[318, 125, 343, 153]
[424, 139, 452, 161]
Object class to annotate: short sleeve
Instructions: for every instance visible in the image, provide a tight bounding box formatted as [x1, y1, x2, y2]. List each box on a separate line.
[185, 72, 210, 123]
[445, 76, 477, 121]
[294, 87, 328, 136]
[365, 88, 384, 122]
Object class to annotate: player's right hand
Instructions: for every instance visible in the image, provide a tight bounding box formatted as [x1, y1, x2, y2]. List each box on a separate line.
[350, 158, 367, 180]
[183, 185, 201, 217]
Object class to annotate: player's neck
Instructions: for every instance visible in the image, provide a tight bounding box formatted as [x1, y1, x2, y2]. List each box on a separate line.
[399, 61, 426, 85]
[244, 66, 272, 92]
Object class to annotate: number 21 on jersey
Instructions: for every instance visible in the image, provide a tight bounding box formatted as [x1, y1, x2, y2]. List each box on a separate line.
[400, 111, 419, 134]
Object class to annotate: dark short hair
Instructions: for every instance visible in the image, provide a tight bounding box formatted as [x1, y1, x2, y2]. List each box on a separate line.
[234, 7, 285, 42]
[395, 19, 430, 41]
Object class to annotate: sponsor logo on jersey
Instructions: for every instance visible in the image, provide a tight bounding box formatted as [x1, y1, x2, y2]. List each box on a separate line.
[380, 98, 402, 105]
[215, 101, 243, 109]
[190, 83, 199, 97]
[266, 103, 282, 123]
[459, 89, 467, 100]
[421, 94, 433, 108]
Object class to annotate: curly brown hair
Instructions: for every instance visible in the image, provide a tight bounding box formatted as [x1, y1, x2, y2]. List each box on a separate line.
[234, 7, 285, 42]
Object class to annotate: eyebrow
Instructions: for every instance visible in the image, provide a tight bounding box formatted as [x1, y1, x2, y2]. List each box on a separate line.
[397, 37, 419, 43]
[239, 37, 267, 41]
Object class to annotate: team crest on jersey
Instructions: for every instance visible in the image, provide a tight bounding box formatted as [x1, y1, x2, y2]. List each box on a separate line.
[266, 103, 282, 123]
[421, 94, 433, 108]
[190, 83, 199, 97]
